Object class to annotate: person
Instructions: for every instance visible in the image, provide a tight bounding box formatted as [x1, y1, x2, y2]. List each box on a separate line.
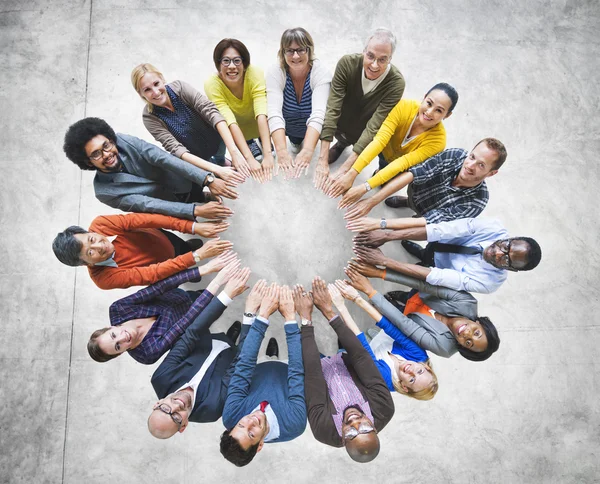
[331, 83, 458, 207]
[352, 217, 542, 294]
[63, 117, 237, 220]
[131, 63, 246, 185]
[205, 38, 274, 183]
[344, 137, 505, 224]
[346, 260, 500, 361]
[147, 267, 253, 438]
[313, 28, 405, 193]
[299, 276, 394, 463]
[328, 281, 438, 400]
[87, 253, 239, 365]
[266, 27, 332, 179]
[220, 284, 306, 467]
[52, 212, 233, 289]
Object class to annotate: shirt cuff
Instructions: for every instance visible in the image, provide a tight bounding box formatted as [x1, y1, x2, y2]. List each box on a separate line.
[242, 315, 255, 325]
[284, 320, 297, 326]
[256, 316, 269, 326]
[217, 291, 233, 306]
[191, 222, 196, 234]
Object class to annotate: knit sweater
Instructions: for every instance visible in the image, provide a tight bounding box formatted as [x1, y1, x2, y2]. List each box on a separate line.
[320, 53, 405, 154]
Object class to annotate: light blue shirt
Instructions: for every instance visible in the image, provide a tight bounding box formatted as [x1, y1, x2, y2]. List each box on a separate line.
[425, 217, 508, 294]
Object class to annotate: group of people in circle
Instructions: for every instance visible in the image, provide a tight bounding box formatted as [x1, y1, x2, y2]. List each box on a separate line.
[52, 26, 542, 466]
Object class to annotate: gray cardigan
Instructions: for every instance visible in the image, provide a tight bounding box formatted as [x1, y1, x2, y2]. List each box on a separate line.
[369, 270, 479, 358]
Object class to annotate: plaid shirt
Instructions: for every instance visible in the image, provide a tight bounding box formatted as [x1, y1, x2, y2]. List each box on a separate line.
[409, 148, 489, 223]
[109, 268, 213, 365]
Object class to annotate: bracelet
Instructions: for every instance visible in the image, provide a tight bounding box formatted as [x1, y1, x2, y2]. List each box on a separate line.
[382, 269, 387, 279]
[367, 289, 378, 299]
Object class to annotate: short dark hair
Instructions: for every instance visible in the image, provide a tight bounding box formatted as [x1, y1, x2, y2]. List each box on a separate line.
[219, 430, 259, 467]
[213, 38, 251, 71]
[513, 237, 542, 271]
[63, 117, 117, 170]
[87, 328, 119, 363]
[457, 316, 500, 362]
[52, 226, 88, 266]
[425, 82, 459, 113]
[474, 138, 508, 170]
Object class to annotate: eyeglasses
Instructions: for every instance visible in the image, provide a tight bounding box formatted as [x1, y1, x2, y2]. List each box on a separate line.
[153, 403, 183, 428]
[343, 422, 375, 440]
[88, 140, 115, 161]
[220, 57, 243, 67]
[284, 47, 308, 57]
[497, 239, 513, 267]
[364, 51, 390, 65]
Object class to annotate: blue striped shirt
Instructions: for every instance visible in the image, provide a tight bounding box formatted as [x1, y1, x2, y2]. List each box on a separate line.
[282, 71, 312, 138]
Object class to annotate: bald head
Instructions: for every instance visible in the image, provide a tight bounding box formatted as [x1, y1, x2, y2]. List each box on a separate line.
[345, 432, 381, 463]
[147, 411, 180, 439]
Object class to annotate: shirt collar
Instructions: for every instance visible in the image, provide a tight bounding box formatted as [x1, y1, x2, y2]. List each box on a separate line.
[252, 402, 280, 442]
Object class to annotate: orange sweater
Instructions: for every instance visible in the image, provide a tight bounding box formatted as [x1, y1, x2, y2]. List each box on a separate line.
[88, 213, 195, 290]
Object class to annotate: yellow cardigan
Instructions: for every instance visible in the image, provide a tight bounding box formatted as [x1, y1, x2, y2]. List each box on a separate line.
[204, 65, 267, 140]
[352, 99, 446, 188]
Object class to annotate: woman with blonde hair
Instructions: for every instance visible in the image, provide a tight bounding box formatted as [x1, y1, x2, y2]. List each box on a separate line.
[327, 280, 438, 401]
[131, 63, 245, 189]
[266, 27, 331, 178]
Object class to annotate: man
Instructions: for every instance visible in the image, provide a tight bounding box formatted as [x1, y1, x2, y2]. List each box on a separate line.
[63, 117, 238, 220]
[354, 217, 542, 294]
[345, 138, 507, 223]
[314, 28, 405, 192]
[220, 284, 306, 467]
[52, 212, 233, 289]
[298, 277, 394, 463]
[147, 267, 251, 439]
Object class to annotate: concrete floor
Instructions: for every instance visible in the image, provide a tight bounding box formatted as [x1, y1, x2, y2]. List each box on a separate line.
[1, 1, 599, 483]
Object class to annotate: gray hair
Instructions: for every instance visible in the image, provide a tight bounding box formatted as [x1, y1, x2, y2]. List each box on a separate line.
[364, 28, 397, 55]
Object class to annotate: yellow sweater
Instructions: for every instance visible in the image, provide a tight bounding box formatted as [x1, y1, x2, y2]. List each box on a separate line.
[352, 99, 446, 188]
[204, 65, 267, 140]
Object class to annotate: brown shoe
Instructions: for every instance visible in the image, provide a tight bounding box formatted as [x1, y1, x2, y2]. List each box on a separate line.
[385, 196, 409, 208]
[328, 141, 349, 164]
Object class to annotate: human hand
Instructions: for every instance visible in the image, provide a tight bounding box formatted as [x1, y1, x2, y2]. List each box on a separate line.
[278, 285, 295, 320]
[338, 184, 367, 209]
[247, 157, 266, 183]
[193, 201, 233, 220]
[353, 245, 388, 267]
[353, 230, 389, 248]
[313, 161, 330, 192]
[215, 166, 246, 187]
[230, 151, 251, 179]
[212, 257, 242, 286]
[334, 279, 360, 301]
[223, 267, 251, 298]
[344, 265, 375, 295]
[258, 283, 280, 319]
[201, 249, 238, 274]
[276, 148, 294, 179]
[292, 284, 314, 321]
[292, 148, 313, 178]
[344, 199, 374, 221]
[208, 177, 238, 200]
[261, 152, 274, 182]
[327, 283, 345, 312]
[326, 171, 354, 199]
[245, 279, 267, 314]
[193, 220, 230, 237]
[193, 238, 233, 260]
[348, 259, 385, 279]
[345, 217, 380, 233]
[312, 276, 335, 320]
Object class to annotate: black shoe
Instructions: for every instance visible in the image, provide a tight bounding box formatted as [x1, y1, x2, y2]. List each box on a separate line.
[226, 321, 242, 344]
[266, 338, 279, 358]
[247, 139, 263, 161]
[385, 196, 409, 208]
[401, 240, 425, 261]
[386, 290, 411, 305]
[328, 141, 349, 164]
[186, 238, 204, 252]
[383, 293, 406, 312]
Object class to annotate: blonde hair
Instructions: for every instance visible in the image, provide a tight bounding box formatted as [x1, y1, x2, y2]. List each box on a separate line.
[277, 27, 316, 71]
[393, 359, 439, 401]
[131, 63, 165, 113]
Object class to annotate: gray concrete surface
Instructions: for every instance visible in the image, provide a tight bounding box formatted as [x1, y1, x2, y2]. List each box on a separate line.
[1, 1, 599, 483]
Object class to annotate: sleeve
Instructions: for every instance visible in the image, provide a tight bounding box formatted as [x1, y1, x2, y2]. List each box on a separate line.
[426, 217, 492, 243]
[176, 80, 225, 128]
[376, 316, 428, 361]
[98, 192, 196, 220]
[90, 212, 193, 235]
[352, 102, 402, 173]
[284, 324, 307, 426]
[306, 61, 332, 134]
[142, 108, 189, 159]
[370, 292, 455, 357]
[425, 267, 498, 294]
[367, 125, 446, 188]
[204, 75, 238, 126]
[353, 72, 405, 154]
[249, 66, 268, 118]
[409, 148, 467, 184]
[423, 198, 489, 224]
[320, 56, 351, 142]
[266, 65, 286, 133]
[384, 269, 465, 301]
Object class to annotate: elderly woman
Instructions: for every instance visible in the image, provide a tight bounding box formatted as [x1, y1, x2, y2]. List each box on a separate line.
[345, 261, 500, 362]
[131, 63, 245, 188]
[328, 83, 459, 208]
[205, 38, 273, 183]
[87, 253, 241, 365]
[266, 28, 331, 178]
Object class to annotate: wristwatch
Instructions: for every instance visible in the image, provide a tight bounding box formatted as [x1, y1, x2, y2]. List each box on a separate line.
[193, 252, 202, 264]
[244, 312, 255, 318]
[204, 173, 215, 186]
[364, 181, 372, 192]
[301, 318, 312, 326]
[380, 218, 387, 229]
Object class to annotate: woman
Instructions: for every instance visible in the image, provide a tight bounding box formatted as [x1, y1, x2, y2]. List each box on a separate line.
[346, 261, 500, 361]
[87, 252, 239, 365]
[205, 38, 274, 183]
[266, 28, 331, 179]
[327, 281, 438, 400]
[131, 63, 245, 187]
[329, 83, 458, 208]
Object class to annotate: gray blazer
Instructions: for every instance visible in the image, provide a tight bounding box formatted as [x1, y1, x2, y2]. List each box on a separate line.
[93, 133, 209, 220]
[369, 270, 479, 358]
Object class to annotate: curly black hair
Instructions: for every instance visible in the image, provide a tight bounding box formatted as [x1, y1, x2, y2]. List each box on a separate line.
[219, 430, 259, 467]
[63, 117, 117, 170]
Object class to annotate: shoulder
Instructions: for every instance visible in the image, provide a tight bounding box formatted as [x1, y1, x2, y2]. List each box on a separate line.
[246, 65, 265, 80]
[204, 74, 224, 92]
[310, 59, 332, 84]
[267, 63, 285, 81]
